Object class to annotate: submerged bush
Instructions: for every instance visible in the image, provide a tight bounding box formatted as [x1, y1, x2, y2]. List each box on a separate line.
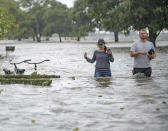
[0, 78, 52, 86]
[73, 128, 79, 131]
[72, 76, 75, 80]
[0, 73, 60, 86]
[162, 101, 167, 104]
[0, 73, 60, 79]
[156, 108, 160, 111]
[96, 77, 111, 82]
[32, 120, 36, 123]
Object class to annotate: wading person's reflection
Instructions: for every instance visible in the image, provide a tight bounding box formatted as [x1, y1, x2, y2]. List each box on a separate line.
[130, 29, 156, 77]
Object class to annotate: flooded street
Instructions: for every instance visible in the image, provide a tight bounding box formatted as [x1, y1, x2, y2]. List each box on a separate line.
[0, 42, 168, 131]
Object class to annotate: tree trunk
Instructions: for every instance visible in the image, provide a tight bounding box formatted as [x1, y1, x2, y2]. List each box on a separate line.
[46, 37, 49, 41]
[18, 37, 22, 41]
[59, 34, 62, 42]
[114, 31, 119, 42]
[77, 36, 80, 41]
[36, 36, 41, 42]
[32, 36, 35, 41]
[148, 29, 160, 47]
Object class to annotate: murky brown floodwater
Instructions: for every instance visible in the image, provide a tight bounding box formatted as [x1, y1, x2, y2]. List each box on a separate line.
[0, 42, 168, 131]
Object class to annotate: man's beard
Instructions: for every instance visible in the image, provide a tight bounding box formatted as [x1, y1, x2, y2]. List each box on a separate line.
[141, 37, 147, 40]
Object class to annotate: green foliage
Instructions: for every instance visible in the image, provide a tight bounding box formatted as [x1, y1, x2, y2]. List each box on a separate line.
[0, 74, 60, 79]
[96, 77, 111, 82]
[162, 101, 167, 104]
[121, 0, 168, 46]
[156, 108, 160, 111]
[73, 128, 79, 131]
[120, 107, 125, 110]
[72, 76, 75, 80]
[86, 0, 168, 45]
[70, 0, 94, 41]
[27, 3, 47, 42]
[0, 0, 24, 39]
[86, 0, 130, 42]
[128, 0, 167, 30]
[0, 0, 167, 44]
[0, 8, 16, 38]
[87, 0, 126, 30]
[0, 78, 52, 86]
[0, 89, 3, 94]
[32, 120, 36, 123]
[18, 0, 73, 42]
[0, 73, 60, 86]
[1, 0, 72, 42]
[43, 0, 71, 42]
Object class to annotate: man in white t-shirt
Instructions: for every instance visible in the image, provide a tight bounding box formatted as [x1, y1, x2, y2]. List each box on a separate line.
[130, 29, 156, 77]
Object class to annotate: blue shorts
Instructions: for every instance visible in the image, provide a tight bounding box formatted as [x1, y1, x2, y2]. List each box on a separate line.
[94, 67, 111, 78]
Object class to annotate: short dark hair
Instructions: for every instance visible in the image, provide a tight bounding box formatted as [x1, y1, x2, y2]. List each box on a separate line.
[139, 29, 147, 34]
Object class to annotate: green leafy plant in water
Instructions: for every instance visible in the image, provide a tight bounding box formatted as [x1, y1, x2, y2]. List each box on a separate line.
[156, 108, 160, 111]
[111, 114, 116, 118]
[98, 95, 103, 97]
[32, 120, 35, 123]
[72, 76, 75, 80]
[0, 73, 61, 86]
[73, 128, 79, 131]
[0, 78, 52, 86]
[120, 107, 124, 110]
[0, 74, 60, 79]
[162, 101, 167, 104]
[31, 72, 38, 76]
[96, 77, 111, 82]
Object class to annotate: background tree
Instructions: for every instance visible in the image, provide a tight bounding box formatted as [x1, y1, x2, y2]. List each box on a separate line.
[1, 0, 167, 44]
[126, 0, 168, 46]
[0, 0, 25, 40]
[18, 0, 49, 42]
[86, 0, 168, 46]
[86, 0, 128, 42]
[43, 0, 71, 42]
[71, 0, 94, 41]
[19, 0, 72, 42]
[28, 4, 47, 42]
[102, 1, 129, 42]
[0, 8, 16, 38]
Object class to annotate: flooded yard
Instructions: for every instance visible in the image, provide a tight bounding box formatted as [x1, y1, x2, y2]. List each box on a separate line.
[0, 42, 168, 131]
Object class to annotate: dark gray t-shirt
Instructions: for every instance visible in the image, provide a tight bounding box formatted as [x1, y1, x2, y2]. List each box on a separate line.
[130, 40, 155, 68]
[85, 51, 114, 68]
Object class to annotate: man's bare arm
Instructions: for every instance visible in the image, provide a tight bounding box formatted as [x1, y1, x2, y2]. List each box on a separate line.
[130, 51, 147, 57]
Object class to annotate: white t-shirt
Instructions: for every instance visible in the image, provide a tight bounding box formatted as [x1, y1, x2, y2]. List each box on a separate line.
[130, 40, 155, 68]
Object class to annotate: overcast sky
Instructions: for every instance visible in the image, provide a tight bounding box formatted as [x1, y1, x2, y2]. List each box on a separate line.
[57, 0, 75, 7]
